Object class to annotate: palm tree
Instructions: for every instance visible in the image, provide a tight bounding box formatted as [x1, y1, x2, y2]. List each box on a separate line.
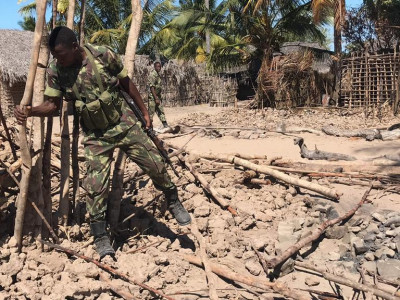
[311, 0, 345, 55]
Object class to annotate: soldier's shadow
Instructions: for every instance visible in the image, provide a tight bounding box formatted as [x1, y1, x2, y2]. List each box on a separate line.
[114, 195, 195, 252]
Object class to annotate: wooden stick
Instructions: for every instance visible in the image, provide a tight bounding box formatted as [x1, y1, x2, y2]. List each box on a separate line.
[295, 261, 400, 300]
[183, 254, 308, 300]
[99, 272, 137, 300]
[30, 201, 60, 244]
[267, 186, 372, 269]
[126, 240, 163, 254]
[38, 239, 175, 300]
[14, 0, 48, 252]
[198, 153, 340, 200]
[178, 155, 237, 215]
[0, 103, 17, 161]
[190, 216, 219, 300]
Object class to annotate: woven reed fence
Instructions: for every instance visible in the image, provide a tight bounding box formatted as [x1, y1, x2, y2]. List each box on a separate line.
[131, 56, 238, 107]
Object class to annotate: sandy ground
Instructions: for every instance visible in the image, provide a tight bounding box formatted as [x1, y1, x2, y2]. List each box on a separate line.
[1, 103, 400, 299]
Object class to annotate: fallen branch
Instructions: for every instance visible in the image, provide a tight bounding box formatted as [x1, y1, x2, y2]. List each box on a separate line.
[295, 261, 400, 300]
[38, 239, 175, 300]
[322, 124, 382, 141]
[266, 186, 372, 269]
[183, 254, 308, 300]
[99, 272, 137, 300]
[198, 153, 340, 200]
[126, 240, 163, 254]
[178, 155, 238, 215]
[294, 137, 356, 161]
[190, 216, 219, 300]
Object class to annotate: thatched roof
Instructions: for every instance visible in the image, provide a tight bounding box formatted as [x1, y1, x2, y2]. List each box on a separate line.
[0, 30, 33, 85]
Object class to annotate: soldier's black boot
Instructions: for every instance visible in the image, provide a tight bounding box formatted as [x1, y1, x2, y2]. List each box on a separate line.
[162, 121, 169, 128]
[90, 221, 115, 259]
[164, 188, 191, 226]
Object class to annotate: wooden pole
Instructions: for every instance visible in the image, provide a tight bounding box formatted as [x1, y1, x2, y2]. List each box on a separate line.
[0, 103, 17, 161]
[198, 153, 341, 200]
[58, 0, 76, 226]
[14, 0, 48, 252]
[178, 155, 237, 215]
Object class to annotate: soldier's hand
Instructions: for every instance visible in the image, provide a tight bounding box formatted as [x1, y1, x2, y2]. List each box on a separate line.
[14, 105, 32, 124]
[143, 113, 152, 129]
[155, 98, 161, 106]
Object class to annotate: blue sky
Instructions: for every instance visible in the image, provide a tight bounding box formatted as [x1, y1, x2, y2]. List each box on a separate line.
[0, 0, 364, 30]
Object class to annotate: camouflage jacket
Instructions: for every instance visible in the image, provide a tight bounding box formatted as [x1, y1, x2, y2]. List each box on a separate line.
[148, 70, 162, 100]
[44, 43, 138, 138]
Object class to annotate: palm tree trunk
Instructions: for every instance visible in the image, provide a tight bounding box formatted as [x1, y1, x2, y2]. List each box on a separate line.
[14, 0, 47, 252]
[58, 0, 76, 226]
[108, 0, 143, 228]
[332, 0, 345, 102]
[205, 0, 211, 54]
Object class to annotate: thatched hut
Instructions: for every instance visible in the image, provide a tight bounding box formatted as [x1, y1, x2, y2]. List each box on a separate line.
[0, 30, 33, 117]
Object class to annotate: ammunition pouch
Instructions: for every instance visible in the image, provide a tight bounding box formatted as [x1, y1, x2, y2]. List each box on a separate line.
[72, 46, 123, 131]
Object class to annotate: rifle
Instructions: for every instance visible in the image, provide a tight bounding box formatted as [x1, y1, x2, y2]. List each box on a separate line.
[119, 89, 180, 178]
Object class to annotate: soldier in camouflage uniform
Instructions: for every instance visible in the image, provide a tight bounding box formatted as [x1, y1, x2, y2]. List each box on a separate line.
[14, 26, 191, 259]
[147, 61, 169, 128]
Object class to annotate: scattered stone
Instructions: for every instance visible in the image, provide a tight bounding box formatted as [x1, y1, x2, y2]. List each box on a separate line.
[365, 223, 380, 234]
[364, 252, 375, 261]
[240, 217, 256, 230]
[328, 251, 341, 261]
[384, 216, 400, 227]
[274, 197, 286, 209]
[351, 237, 368, 255]
[375, 247, 396, 259]
[362, 261, 377, 274]
[363, 233, 376, 243]
[349, 226, 362, 233]
[254, 211, 273, 222]
[194, 206, 211, 217]
[377, 260, 400, 280]
[245, 259, 263, 276]
[185, 183, 203, 194]
[386, 230, 396, 237]
[314, 204, 331, 213]
[305, 277, 320, 286]
[372, 213, 386, 223]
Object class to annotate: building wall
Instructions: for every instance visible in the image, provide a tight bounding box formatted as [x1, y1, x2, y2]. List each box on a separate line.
[0, 80, 26, 117]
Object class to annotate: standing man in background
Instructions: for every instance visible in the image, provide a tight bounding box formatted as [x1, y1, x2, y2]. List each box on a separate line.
[148, 61, 170, 129]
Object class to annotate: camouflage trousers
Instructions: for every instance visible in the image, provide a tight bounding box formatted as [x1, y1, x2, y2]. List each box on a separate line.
[83, 124, 175, 222]
[148, 97, 167, 123]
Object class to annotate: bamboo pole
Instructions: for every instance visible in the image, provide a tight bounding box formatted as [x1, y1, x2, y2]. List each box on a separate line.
[14, 0, 47, 252]
[198, 153, 340, 200]
[267, 186, 372, 269]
